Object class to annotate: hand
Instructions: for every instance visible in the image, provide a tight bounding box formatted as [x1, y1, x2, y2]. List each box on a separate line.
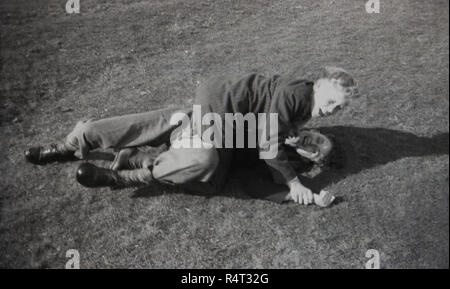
[285, 136, 300, 147]
[313, 190, 336, 207]
[296, 147, 320, 161]
[287, 180, 314, 205]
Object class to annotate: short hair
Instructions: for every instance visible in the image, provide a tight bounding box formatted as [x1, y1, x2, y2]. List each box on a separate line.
[306, 133, 345, 172]
[294, 134, 345, 177]
[319, 134, 345, 169]
[318, 66, 359, 98]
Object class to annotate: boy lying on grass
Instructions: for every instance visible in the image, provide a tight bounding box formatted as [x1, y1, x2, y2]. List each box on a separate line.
[25, 67, 358, 206]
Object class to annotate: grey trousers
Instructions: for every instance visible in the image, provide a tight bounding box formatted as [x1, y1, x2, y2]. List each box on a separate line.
[64, 107, 219, 187]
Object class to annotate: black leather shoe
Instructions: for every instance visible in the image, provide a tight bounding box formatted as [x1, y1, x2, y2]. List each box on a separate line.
[76, 163, 119, 188]
[25, 144, 76, 165]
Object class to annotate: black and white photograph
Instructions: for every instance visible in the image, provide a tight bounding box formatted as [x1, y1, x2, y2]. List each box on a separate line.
[0, 0, 448, 272]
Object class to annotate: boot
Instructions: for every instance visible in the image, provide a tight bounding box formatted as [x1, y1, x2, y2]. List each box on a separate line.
[25, 143, 76, 165]
[76, 162, 153, 188]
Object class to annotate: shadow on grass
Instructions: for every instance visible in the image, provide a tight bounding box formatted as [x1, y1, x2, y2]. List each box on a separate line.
[130, 126, 448, 202]
[223, 126, 449, 202]
[130, 183, 166, 199]
[299, 126, 449, 194]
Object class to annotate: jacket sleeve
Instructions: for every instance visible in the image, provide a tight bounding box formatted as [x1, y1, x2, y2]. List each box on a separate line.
[263, 141, 298, 184]
[259, 88, 298, 184]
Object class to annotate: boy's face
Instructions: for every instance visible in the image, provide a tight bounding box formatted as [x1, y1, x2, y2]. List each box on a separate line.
[311, 78, 349, 118]
[286, 130, 333, 163]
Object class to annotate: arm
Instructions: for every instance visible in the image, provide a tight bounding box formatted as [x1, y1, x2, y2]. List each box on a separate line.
[260, 121, 314, 205]
[265, 83, 315, 204]
[284, 176, 314, 205]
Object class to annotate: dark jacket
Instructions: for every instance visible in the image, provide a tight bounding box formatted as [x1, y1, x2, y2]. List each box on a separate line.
[194, 73, 314, 185]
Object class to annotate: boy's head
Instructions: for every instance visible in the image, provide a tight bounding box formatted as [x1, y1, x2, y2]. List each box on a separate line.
[292, 129, 333, 164]
[311, 67, 359, 118]
[286, 129, 344, 169]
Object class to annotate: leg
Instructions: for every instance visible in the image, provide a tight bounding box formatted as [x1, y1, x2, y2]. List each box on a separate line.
[25, 107, 188, 164]
[65, 107, 187, 159]
[153, 147, 232, 195]
[75, 143, 219, 190]
[109, 147, 156, 170]
[152, 146, 219, 185]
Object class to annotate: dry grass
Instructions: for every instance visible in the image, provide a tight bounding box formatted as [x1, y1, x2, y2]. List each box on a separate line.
[0, 0, 448, 268]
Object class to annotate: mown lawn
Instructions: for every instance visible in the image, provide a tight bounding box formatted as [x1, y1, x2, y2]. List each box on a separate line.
[0, 0, 448, 268]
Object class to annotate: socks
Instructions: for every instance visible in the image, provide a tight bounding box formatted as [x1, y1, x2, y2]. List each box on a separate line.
[110, 148, 154, 170]
[116, 168, 153, 187]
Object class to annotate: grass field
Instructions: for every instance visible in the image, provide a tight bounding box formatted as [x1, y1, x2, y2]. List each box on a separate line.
[0, 0, 448, 268]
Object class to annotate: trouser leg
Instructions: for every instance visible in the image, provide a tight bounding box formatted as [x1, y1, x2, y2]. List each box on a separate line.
[105, 144, 226, 194]
[152, 147, 232, 195]
[151, 145, 220, 192]
[110, 147, 155, 170]
[152, 146, 219, 184]
[64, 107, 189, 159]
